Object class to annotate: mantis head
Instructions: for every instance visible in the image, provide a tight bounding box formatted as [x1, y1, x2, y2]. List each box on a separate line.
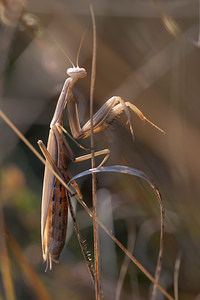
[67, 67, 87, 79]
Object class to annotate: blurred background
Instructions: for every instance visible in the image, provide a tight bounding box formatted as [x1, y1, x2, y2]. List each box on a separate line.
[0, 0, 200, 299]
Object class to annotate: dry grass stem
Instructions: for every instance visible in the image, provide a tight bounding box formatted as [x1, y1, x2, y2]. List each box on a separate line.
[174, 251, 182, 300]
[0, 208, 16, 300]
[150, 187, 165, 300]
[115, 221, 136, 300]
[90, 5, 101, 300]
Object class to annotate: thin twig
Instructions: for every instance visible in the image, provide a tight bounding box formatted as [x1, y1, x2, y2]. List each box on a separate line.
[89, 5, 101, 299]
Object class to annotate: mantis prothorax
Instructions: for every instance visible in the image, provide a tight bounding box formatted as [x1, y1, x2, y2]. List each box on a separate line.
[38, 22, 164, 273]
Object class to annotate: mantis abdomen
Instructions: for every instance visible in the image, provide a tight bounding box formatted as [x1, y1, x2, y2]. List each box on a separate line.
[43, 178, 68, 267]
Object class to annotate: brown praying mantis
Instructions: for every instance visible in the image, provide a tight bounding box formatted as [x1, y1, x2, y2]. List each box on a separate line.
[37, 18, 165, 272]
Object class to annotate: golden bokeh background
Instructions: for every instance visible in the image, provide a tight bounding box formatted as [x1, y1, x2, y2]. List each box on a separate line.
[0, 1, 200, 299]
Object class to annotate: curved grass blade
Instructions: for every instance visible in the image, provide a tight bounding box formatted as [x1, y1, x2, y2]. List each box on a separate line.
[69, 165, 156, 187]
[69, 165, 165, 299]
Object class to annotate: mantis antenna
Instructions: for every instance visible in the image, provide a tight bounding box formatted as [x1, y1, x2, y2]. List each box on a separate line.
[76, 30, 87, 67]
[52, 35, 75, 68]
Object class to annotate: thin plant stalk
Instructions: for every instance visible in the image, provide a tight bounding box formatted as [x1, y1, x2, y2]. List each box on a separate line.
[89, 5, 101, 299]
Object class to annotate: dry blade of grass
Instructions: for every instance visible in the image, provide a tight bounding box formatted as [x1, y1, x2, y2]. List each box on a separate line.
[174, 251, 182, 300]
[89, 5, 101, 299]
[5, 227, 53, 300]
[0, 109, 174, 300]
[70, 165, 165, 299]
[0, 207, 16, 300]
[115, 220, 136, 300]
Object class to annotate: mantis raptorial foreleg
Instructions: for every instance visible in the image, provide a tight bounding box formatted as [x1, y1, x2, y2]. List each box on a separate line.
[67, 96, 165, 140]
[56, 123, 110, 167]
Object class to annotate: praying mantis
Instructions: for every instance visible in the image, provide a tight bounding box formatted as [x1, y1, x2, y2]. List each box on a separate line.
[37, 15, 165, 272]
